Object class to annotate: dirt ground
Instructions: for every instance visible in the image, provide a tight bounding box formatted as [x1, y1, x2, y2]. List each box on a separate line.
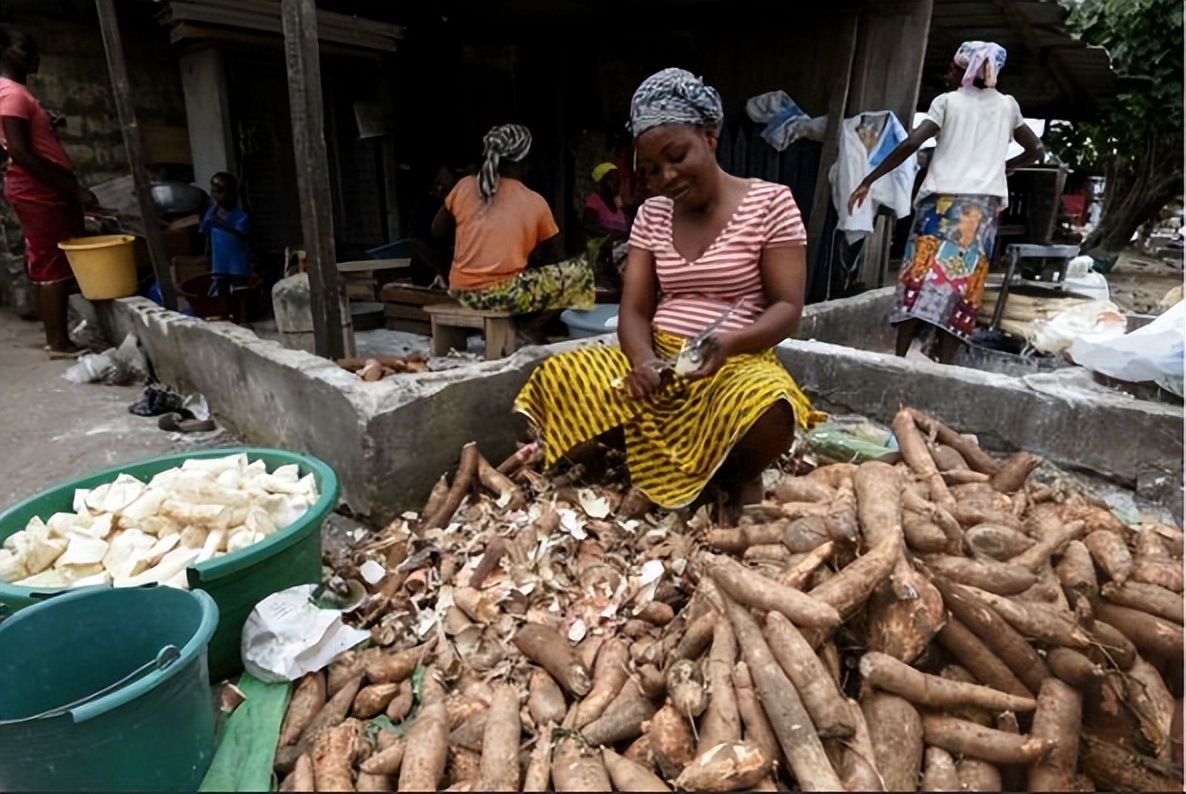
[1106, 246, 1183, 315]
[0, 310, 235, 510]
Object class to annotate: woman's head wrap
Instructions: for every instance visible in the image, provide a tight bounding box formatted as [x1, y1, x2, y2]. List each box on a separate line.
[628, 67, 724, 138]
[954, 41, 1007, 89]
[479, 124, 532, 203]
[592, 162, 617, 183]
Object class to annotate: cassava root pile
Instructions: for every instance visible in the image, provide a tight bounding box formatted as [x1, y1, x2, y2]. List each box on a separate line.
[274, 410, 1183, 792]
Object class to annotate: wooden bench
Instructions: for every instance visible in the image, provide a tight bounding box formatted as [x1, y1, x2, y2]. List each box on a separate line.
[423, 303, 517, 360]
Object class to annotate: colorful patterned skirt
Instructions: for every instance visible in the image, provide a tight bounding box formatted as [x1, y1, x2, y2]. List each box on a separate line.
[454, 256, 595, 315]
[893, 194, 1002, 338]
[513, 329, 822, 509]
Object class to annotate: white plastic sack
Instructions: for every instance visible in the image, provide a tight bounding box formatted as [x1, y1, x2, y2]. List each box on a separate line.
[1070, 300, 1184, 396]
[1028, 300, 1127, 355]
[241, 584, 371, 683]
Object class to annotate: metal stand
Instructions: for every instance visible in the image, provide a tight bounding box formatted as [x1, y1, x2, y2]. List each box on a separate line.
[989, 243, 1081, 331]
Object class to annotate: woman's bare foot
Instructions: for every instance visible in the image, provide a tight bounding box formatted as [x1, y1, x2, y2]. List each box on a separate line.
[45, 344, 83, 360]
[618, 487, 655, 519]
[715, 476, 765, 527]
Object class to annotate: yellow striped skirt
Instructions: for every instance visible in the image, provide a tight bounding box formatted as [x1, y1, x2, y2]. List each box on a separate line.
[513, 329, 822, 509]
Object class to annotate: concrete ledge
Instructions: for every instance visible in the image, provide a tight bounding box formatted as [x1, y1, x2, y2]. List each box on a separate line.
[95, 296, 1181, 523]
[795, 287, 896, 350]
[777, 338, 1183, 508]
[93, 298, 605, 522]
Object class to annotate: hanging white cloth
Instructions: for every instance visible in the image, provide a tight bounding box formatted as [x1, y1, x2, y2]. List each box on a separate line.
[829, 110, 918, 243]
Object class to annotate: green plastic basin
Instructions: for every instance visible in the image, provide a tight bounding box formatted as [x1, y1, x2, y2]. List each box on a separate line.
[0, 447, 339, 681]
[0, 585, 219, 791]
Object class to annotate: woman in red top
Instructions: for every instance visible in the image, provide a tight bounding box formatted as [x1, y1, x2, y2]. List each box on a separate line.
[515, 68, 820, 520]
[0, 24, 97, 355]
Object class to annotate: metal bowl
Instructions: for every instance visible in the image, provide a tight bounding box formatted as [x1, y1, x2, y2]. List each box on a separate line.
[151, 181, 208, 218]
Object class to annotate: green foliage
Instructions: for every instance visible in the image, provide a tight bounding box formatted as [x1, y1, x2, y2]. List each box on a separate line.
[1047, 0, 1183, 176]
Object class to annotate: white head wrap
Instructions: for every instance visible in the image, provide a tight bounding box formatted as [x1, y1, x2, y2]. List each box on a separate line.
[954, 41, 1008, 89]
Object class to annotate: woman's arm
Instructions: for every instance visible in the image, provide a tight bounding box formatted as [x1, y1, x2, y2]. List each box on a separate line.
[1, 115, 95, 207]
[618, 245, 659, 365]
[687, 243, 805, 379]
[848, 120, 939, 214]
[1006, 124, 1045, 174]
[430, 205, 455, 239]
[529, 233, 565, 267]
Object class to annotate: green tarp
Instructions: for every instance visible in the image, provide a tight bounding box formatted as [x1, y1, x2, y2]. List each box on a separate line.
[200, 674, 291, 792]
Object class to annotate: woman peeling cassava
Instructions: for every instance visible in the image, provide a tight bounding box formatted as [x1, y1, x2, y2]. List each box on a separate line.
[514, 68, 822, 521]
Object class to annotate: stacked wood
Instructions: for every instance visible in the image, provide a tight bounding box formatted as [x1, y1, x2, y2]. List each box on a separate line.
[273, 408, 1184, 792]
[337, 354, 429, 381]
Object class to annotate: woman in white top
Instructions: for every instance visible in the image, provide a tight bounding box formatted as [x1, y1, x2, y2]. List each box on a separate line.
[849, 41, 1044, 363]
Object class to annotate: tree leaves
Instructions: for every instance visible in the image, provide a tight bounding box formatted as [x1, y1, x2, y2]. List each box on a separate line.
[1046, 0, 1183, 250]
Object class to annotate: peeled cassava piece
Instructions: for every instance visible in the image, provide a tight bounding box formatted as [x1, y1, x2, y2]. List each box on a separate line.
[1, 454, 318, 590]
[674, 740, 771, 792]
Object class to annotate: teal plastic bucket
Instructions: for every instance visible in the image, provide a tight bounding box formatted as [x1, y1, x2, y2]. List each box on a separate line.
[0, 585, 219, 792]
[0, 447, 339, 680]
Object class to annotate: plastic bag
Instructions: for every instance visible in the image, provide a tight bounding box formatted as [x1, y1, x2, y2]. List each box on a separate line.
[241, 584, 370, 683]
[63, 352, 115, 384]
[1070, 300, 1184, 396]
[62, 334, 149, 386]
[1028, 299, 1127, 355]
[801, 415, 901, 465]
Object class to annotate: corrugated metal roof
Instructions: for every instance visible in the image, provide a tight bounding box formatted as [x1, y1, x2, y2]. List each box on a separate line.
[922, 0, 1129, 121]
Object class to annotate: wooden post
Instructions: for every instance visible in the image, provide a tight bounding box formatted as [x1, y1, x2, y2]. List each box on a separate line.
[280, 0, 352, 359]
[94, 0, 177, 310]
[806, 9, 861, 284]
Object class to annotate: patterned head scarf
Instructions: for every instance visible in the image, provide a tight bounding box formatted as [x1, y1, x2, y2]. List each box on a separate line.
[628, 67, 724, 138]
[954, 41, 1007, 89]
[478, 124, 532, 203]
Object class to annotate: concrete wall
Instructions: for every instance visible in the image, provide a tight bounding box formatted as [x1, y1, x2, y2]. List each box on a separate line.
[96, 294, 1182, 524]
[776, 338, 1183, 516]
[96, 297, 559, 523]
[796, 287, 896, 351]
[2, 0, 188, 185]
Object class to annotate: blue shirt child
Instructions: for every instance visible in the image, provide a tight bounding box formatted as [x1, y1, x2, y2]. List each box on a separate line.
[200, 202, 251, 278]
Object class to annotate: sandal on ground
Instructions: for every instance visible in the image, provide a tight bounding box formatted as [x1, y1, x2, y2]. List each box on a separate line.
[158, 412, 217, 434]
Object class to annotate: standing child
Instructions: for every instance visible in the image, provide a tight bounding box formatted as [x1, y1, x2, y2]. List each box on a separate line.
[200, 172, 250, 303]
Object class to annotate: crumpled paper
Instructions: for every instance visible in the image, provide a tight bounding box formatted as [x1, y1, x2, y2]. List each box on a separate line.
[241, 584, 371, 683]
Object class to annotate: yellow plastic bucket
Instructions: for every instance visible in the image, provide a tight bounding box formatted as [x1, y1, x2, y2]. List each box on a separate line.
[58, 234, 138, 300]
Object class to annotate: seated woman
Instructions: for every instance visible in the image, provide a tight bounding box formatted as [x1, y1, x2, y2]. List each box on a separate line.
[582, 162, 631, 287]
[431, 124, 593, 341]
[515, 68, 822, 518]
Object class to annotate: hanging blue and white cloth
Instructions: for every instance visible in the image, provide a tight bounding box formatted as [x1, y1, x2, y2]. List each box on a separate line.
[744, 90, 825, 152]
[830, 110, 919, 242]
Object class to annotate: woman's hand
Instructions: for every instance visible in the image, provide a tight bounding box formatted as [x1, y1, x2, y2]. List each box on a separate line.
[687, 334, 735, 380]
[77, 186, 100, 212]
[623, 358, 666, 400]
[848, 182, 871, 215]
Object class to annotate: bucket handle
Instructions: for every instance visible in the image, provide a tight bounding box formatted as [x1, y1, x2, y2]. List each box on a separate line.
[0, 644, 181, 726]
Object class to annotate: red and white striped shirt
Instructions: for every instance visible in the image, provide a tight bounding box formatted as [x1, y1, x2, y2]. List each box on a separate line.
[628, 180, 807, 339]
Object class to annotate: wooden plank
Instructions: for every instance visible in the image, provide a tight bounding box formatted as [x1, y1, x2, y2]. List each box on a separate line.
[165, 1, 402, 51]
[380, 135, 401, 241]
[806, 9, 860, 268]
[95, 0, 177, 310]
[169, 23, 382, 60]
[141, 124, 192, 165]
[281, 0, 352, 359]
[847, 0, 934, 125]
